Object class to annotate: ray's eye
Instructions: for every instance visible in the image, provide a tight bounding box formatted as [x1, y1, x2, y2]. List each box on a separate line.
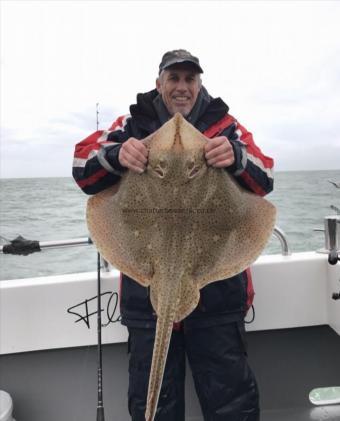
[189, 166, 200, 178]
[187, 160, 195, 171]
[153, 159, 166, 178]
[154, 167, 164, 177]
[187, 159, 201, 179]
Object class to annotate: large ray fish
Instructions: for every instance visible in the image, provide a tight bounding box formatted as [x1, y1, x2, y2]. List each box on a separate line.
[87, 113, 276, 421]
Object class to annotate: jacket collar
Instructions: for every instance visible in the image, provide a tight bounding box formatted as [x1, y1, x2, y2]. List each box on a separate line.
[129, 88, 229, 134]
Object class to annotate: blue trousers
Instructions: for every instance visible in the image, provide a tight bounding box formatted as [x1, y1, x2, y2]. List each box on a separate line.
[127, 321, 260, 421]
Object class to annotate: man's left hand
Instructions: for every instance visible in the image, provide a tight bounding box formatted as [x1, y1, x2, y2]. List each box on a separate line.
[204, 136, 235, 168]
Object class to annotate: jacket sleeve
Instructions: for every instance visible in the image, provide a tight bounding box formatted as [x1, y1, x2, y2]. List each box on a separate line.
[220, 118, 274, 196]
[72, 115, 132, 195]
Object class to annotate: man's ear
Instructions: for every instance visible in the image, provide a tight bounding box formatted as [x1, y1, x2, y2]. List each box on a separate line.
[156, 78, 161, 94]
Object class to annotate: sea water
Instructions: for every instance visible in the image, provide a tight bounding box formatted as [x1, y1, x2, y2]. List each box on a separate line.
[0, 170, 339, 281]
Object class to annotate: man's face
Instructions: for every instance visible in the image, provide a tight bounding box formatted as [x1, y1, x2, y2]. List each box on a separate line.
[156, 64, 202, 117]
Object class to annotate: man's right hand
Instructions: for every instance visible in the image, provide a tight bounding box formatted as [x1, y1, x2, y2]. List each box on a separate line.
[118, 138, 148, 173]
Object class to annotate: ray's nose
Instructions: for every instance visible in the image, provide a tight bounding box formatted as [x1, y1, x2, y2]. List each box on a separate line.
[172, 113, 184, 152]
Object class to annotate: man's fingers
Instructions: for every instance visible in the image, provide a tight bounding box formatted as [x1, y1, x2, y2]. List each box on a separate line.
[124, 141, 148, 163]
[132, 140, 149, 159]
[129, 146, 148, 165]
[119, 138, 149, 172]
[127, 163, 145, 174]
[204, 136, 235, 168]
[120, 152, 145, 168]
[119, 158, 145, 173]
[206, 152, 234, 167]
[120, 151, 147, 173]
[205, 142, 232, 160]
[204, 136, 228, 152]
[208, 158, 235, 168]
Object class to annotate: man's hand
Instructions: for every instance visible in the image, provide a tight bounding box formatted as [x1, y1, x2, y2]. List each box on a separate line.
[118, 138, 148, 173]
[204, 136, 235, 168]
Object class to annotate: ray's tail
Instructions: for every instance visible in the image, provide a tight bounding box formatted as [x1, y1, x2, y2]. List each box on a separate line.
[145, 294, 178, 421]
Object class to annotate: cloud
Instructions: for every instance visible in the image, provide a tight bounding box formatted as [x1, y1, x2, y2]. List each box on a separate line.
[1, 1, 340, 177]
[1, 104, 123, 178]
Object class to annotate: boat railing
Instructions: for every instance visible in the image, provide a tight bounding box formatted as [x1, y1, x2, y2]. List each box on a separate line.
[30, 237, 93, 250]
[272, 226, 290, 256]
[0, 226, 291, 257]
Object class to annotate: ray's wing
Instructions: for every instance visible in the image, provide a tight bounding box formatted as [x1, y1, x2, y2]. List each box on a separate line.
[87, 176, 157, 286]
[189, 170, 276, 288]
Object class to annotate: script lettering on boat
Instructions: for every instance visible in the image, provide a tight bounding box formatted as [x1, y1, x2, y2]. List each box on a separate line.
[67, 291, 121, 329]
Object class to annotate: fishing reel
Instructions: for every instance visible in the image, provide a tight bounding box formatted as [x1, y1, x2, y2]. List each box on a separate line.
[329, 255, 340, 301]
[324, 216, 340, 266]
[324, 216, 340, 301]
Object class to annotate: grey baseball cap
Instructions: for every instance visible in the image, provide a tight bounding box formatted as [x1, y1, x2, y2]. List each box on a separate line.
[159, 49, 203, 74]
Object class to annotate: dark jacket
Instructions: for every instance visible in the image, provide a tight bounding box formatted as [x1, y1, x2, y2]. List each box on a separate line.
[73, 88, 274, 328]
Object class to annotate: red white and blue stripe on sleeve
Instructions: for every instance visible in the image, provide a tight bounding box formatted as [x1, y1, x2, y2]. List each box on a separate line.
[233, 120, 274, 196]
[72, 115, 130, 194]
[204, 114, 274, 196]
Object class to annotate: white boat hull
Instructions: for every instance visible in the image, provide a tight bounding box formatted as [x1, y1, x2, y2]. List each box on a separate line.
[1, 252, 339, 355]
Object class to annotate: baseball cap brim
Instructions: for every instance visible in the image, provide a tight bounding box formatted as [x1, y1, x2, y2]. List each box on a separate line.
[161, 58, 203, 73]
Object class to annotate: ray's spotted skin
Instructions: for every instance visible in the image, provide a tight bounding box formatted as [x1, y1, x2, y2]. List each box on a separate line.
[87, 113, 276, 421]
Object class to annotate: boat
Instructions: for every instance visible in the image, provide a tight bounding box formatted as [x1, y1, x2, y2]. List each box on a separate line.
[0, 217, 339, 421]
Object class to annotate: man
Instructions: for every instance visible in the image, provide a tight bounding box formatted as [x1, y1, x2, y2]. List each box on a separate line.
[73, 49, 274, 421]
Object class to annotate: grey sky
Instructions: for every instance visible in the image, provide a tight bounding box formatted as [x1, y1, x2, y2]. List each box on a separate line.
[1, 0, 339, 178]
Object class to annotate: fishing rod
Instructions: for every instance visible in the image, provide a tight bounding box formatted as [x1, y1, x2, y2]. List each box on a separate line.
[97, 252, 105, 421]
[96, 102, 100, 131]
[95, 101, 106, 421]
